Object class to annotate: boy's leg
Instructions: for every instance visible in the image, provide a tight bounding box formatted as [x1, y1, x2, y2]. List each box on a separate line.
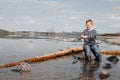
[91, 45, 102, 61]
[83, 45, 91, 61]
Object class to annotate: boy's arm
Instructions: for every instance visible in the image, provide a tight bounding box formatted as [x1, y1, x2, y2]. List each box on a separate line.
[79, 30, 87, 39]
[80, 30, 88, 39]
[81, 35, 88, 39]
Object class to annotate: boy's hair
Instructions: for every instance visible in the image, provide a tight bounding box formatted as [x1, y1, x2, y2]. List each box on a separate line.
[86, 19, 93, 24]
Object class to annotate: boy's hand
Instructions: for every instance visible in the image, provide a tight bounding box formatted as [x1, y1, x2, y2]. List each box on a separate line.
[80, 35, 88, 39]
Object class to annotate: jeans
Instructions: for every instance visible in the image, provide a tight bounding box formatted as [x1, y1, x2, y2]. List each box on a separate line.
[83, 44, 101, 60]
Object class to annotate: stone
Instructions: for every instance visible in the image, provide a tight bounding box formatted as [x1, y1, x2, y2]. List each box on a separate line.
[103, 63, 112, 69]
[106, 56, 119, 63]
[99, 70, 110, 79]
[19, 62, 30, 72]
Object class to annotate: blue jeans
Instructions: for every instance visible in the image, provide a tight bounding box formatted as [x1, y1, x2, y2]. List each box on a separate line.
[83, 44, 101, 60]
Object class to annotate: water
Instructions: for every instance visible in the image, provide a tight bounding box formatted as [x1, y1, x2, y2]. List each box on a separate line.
[0, 38, 120, 80]
[0, 38, 82, 64]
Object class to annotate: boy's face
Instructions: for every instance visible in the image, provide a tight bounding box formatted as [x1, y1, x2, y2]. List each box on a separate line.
[86, 22, 93, 30]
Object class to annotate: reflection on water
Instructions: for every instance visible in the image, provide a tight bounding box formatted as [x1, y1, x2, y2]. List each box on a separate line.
[79, 60, 100, 80]
[20, 71, 30, 79]
[0, 38, 120, 80]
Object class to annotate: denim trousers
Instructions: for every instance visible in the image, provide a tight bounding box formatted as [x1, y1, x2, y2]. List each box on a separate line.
[83, 44, 100, 58]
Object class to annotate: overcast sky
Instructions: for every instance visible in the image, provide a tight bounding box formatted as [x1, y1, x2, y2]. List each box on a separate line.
[0, 0, 120, 33]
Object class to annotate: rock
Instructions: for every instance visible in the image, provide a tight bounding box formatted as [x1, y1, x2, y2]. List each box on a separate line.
[113, 57, 119, 64]
[106, 63, 111, 66]
[19, 62, 30, 72]
[72, 60, 78, 64]
[106, 56, 116, 61]
[59, 49, 63, 51]
[106, 56, 119, 63]
[71, 54, 82, 61]
[71, 55, 79, 64]
[11, 69, 21, 72]
[99, 70, 110, 79]
[103, 63, 112, 69]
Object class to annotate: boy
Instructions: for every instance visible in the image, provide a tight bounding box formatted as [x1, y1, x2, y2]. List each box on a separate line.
[80, 19, 101, 61]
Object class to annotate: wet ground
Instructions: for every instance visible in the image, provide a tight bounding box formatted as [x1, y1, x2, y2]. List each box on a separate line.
[0, 38, 120, 80]
[98, 36, 120, 45]
[0, 55, 120, 80]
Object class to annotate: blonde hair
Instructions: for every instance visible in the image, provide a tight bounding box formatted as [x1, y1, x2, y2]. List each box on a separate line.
[86, 19, 93, 24]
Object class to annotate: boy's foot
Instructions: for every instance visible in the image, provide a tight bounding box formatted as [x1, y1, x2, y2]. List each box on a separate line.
[85, 56, 91, 61]
[95, 55, 102, 62]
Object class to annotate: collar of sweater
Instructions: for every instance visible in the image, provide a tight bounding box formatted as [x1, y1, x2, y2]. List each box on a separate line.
[87, 28, 93, 31]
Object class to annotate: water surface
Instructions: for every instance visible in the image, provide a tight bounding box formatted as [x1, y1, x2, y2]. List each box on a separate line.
[0, 38, 120, 80]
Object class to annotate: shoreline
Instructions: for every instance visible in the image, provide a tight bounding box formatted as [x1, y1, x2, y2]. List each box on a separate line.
[0, 36, 53, 39]
[0, 35, 120, 45]
[98, 36, 120, 45]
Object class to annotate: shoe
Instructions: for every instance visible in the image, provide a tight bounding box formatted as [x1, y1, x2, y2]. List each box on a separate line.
[96, 55, 102, 62]
[85, 56, 91, 61]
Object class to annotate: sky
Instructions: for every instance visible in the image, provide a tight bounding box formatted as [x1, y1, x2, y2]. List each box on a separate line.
[0, 0, 120, 33]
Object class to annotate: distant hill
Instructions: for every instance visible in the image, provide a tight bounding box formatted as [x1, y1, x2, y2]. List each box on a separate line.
[0, 29, 9, 36]
[0, 29, 9, 32]
[99, 32, 120, 36]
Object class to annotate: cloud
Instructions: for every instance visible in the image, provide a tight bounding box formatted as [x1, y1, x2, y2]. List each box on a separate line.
[94, 13, 120, 33]
[0, 0, 25, 3]
[97, 13, 120, 21]
[102, 0, 120, 2]
[0, 0, 119, 33]
[0, 0, 61, 6]
[70, 16, 79, 20]
[39, 0, 67, 7]
[0, 17, 4, 21]
[110, 24, 120, 28]
[20, 16, 36, 24]
[0, 0, 42, 3]
[0, 0, 72, 16]
[104, 14, 120, 20]
[0, 0, 85, 17]
[29, 19, 35, 24]
[112, 6, 120, 10]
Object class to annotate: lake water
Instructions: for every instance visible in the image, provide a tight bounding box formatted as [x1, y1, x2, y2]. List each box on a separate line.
[0, 38, 120, 80]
